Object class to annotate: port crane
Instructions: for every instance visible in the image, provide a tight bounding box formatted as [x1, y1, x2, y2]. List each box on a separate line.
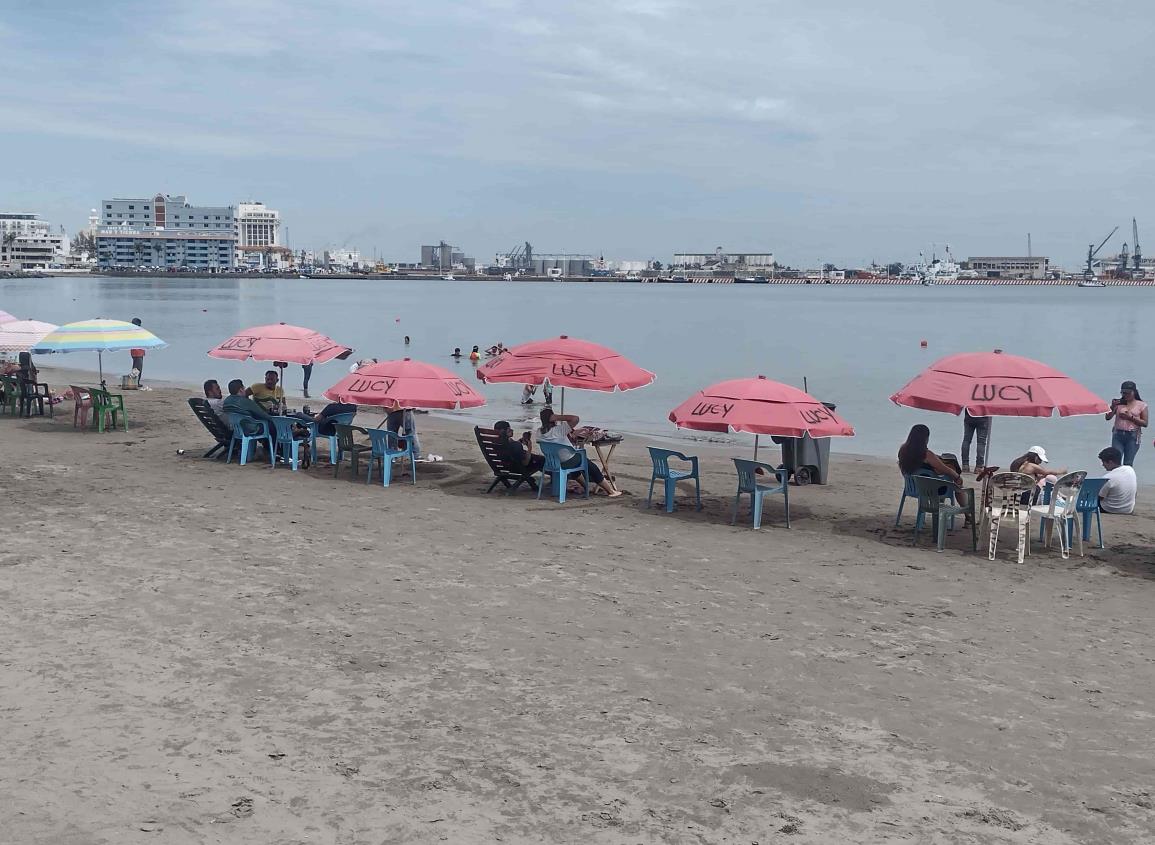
[1083, 226, 1118, 282]
[1133, 218, 1142, 272]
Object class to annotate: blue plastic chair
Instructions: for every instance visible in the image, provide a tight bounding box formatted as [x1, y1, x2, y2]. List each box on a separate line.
[731, 458, 790, 529]
[1040, 477, 1107, 549]
[270, 417, 314, 471]
[896, 471, 955, 529]
[646, 447, 702, 513]
[227, 415, 274, 467]
[366, 428, 416, 487]
[322, 412, 357, 463]
[538, 440, 589, 504]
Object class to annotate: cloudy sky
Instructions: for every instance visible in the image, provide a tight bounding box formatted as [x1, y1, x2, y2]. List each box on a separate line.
[2, 0, 1151, 268]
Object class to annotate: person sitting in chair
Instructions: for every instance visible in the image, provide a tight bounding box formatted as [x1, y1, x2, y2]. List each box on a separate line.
[494, 420, 545, 479]
[538, 408, 622, 497]
[223, 378, 274, 434]
[1097, 446, 1137, 514]
[1010, 445, 1068, 484]
[246, 369, 285, 412]
[203, 379, 228, 421]
[897, 423, 969, 510]
[311, 401, 357, 436]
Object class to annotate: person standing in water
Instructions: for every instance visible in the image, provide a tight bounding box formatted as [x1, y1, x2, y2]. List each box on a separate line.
[129, 317, 146, 385]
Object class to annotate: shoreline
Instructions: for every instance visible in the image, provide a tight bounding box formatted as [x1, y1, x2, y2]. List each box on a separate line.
[16, 271, 1155, 286]
[35, 364, 1155, 487]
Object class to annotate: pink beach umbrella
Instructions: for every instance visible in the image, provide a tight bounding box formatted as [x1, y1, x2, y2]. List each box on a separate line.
[889, 350, 1107, 417]
[0, 310, 16, 324]
[476, 335, 654, 411]
[670, 375, 855, 459]
[323, 358, 487, 410]
[208, 322, 353, 396]
[208, 322, 352, 366]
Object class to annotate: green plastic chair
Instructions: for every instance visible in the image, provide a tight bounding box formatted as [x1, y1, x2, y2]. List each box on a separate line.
[333, 423, 371, 479]
[89, 386, 127, 432]
[912, 474, 976, 552]
[0, 376, 18, 415]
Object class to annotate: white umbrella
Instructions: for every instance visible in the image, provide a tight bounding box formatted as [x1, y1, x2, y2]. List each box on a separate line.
[0, 320, 58, 354]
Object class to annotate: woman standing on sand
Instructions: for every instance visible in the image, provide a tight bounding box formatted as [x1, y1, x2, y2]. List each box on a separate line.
[1106, 380, 1147, 466]
[898, 423, 968, 509]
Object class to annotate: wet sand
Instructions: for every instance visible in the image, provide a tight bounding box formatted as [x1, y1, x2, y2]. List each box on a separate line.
[2, 368, 1153, 844]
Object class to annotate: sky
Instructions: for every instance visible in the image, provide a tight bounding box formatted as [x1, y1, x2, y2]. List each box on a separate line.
[1, 0, 1152, 269]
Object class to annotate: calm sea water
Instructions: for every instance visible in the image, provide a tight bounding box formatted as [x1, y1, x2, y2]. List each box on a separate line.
[3, 275, 1152, 469]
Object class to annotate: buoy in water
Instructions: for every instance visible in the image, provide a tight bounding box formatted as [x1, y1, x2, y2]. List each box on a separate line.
[920, 339, 928, 348]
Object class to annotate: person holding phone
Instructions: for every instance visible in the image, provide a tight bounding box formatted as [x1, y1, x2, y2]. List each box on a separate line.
[494, 420, 545, 477]
[1106, 380, 1147, 466]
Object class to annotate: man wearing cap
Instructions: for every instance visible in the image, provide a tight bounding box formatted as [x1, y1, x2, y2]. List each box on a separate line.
[1097, 446, 1137, 514]
[1010, 446, 1068, 484]
[1106, 380, 1147, 467]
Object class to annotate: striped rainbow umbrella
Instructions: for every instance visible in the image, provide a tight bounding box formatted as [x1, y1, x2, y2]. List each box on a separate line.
[31, 318, 167, 387]
[0, 320, 58, 354]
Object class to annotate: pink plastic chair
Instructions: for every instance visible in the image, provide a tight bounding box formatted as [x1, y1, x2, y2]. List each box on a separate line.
[70, 385, 93, 429]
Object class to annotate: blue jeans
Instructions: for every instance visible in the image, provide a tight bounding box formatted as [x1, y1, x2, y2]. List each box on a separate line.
[1112, 428, 1140, 466]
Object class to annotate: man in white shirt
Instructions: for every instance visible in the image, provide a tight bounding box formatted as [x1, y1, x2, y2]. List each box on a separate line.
[1098, 447, 1137, 515]
[203, 379, 228, 421]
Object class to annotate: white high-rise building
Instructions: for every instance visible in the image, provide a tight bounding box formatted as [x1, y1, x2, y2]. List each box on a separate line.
[236, 201, 286, 269]
[0, 213, 51, 238]
[237, 202, 280, 247]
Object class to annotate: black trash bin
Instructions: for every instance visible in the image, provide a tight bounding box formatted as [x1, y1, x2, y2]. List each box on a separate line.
[770, 402, 836, 485]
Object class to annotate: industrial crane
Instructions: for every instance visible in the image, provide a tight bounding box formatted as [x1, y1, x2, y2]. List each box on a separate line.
[1133, 218, 1142, 272]
[1084, 226, 1118, 282]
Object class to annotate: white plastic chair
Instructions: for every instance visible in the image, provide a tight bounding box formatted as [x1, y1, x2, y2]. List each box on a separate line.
[1029, 471, 1087, 559]
[986, 472, 1036, 563]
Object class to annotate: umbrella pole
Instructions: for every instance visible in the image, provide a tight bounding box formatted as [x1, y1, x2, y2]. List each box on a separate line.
[754, 434, 759, 461]
[98, 350, 105, 389]
[560, 385, 565, 414]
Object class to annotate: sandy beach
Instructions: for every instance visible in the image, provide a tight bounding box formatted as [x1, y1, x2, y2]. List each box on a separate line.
[2, 367, 1153, 845]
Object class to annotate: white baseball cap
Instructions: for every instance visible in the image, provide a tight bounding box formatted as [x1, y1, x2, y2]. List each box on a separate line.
[1028, 445, 1048, 463]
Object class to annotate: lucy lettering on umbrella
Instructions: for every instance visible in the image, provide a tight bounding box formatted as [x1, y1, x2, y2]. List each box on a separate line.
[349, 377, 395, 393]
[691, 401, 734, 418]
[551, 362, 598, 380]
[219, 336, 257, 351]
[970, 384, 1034, 402]
[447, 380, 471, 396]
[800, 406, 834, 425]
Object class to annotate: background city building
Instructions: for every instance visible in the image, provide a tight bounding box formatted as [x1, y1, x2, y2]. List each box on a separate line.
[421, 241, 475, 272]
[964, 256, 1051, 279]
[0, 212, 52, 238]
[236, 201, 291, 269]
[672, 248, 775, 271]
[0, 213, 68, 270]
[96, 194, 236, 270]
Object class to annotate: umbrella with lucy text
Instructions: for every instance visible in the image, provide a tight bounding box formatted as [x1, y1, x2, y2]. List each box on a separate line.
[209, 322, 353, 402]
[324, 358, 486, 410]
[476, 335, 654, 412]
[670, 375, 855, 462]
[889, 350, 1108, 417]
